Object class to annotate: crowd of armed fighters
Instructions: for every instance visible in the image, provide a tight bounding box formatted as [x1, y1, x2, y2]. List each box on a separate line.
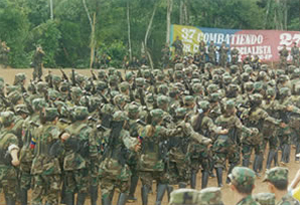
[1, 36, 300, 205]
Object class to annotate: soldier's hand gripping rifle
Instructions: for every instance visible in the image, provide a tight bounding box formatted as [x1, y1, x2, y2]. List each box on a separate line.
[90, 70, 98, 81]
[71, 69, 76, 87]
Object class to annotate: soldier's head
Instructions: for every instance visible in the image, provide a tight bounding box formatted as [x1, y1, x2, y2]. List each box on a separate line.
[72, 106, 89, 122]
[113, 94, 126, 108]
[263, 167, 289, 193]
[175, 107, 187, 121]
[42, 108, 59, 124]
[225, 100, 236, 116]
[113, 111, 128, 127]
[8, 90, 22, 105]
[279, 87, 291, 99]
[198, 101, 211, 114]
[36, 82, 48, 94]
[158, 84, 169, 96]
[13, 73, 26, 86]
[157, 95, 169, 111]
[15, 104, 29, 119]
[199, 187, 223, 205]
[229, 167, 256, 195]
[119, 82, 130, 94]
[128, 103, 139, 120]
[71, 87, 83, 102]
[253, 193, 275, 205]
[1, 111, 15, 128]
[183, 95, 194, 108]
[169, 188, 200, 205]
[250, 93, 263, 107]
[32, 98, 48, 112]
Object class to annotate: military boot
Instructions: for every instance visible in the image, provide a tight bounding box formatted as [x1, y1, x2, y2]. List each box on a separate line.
[127, 175, 138, 203]
[20, 189, 28, 205]
[117, 193, 127, 205]
[201, 171, 209, 189]
[253, 155, 262, 177]
[167, 185, 174, 202]
[65, 193, 74, 205]
[141, 186, 149, 205]
[155, 184, 167, 205]
[226, 163, 237, 183]
[178, 182, 187, 188]
[242, 158, 250, 167]
[190, 170, 197, 189]
[76, 193, 86, 205]
[90, 186, 98, 205]
[216, 168, 223, 187]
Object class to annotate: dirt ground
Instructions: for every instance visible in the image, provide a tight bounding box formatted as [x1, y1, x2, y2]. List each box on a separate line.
[0, 68, 299, 205]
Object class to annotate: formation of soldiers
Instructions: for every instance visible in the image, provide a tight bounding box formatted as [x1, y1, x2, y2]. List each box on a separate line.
[0, 40, 300, 205]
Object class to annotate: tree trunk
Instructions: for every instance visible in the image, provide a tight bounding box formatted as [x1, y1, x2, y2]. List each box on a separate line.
[180, 0, 183, 24]
[166, 0, 173, 44]
[49, 0, 54, 20]
[89, 13, 96, 68]
[82, 0, 93, 31]
[127, 0, 132, 61]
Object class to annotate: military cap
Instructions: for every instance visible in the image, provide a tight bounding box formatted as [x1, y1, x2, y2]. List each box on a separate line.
[191, 79, 201, 85]
[153, 69, 161, 76]
[184, 95, 194, 106]
[108, 75, 119, 85]
[157, 95, 169, 106]
[98, 70, 107, 79]
[79, 96, 90, 107]
[169, 188, 200, 205]
[244, 82, 254, 91]
[52, 75, 62, 85]
[223, 75, 232, 85]
[251, 93, 263, 101]
[267, 80, 276, 87]
[253, 81, 263, 92]
[192, 83, 203, 93]
[49, 90, 60, 101]
[151, 109, 164, 122]
[76, 74, 86, 84]
[198, 101, 210, 112]
[287, 65, 296, 74]
[60, 81, 70, 92]
[175, 107, 188, 118]
[175, 71, 183, 80]
[113, 111, 128, 121]
[209, 93, 220, 103]
[71, 87, 83, 97]
[14, 73, 26, 85]
[241, 73, 250, 82]
[212, 75, 221, 84]
[229, 65, 239, 74]
[192, 72, 200, 79]
[89, 96, 101, 110]
[276, 69, 285, 76]
[245, 67, 253, 74]
[184, 67, 193, 75]
[175, 83, 185, 92]
[207, 84, 218, 94]
[125, 72, 134, 81]
[119, 82, 130, 93]
[293, 68, 300, 78]
[260, 64, 269, 72]
[114, 94, 126, 105]
[278, 75, 289, 83]
[143, 70, 151, 78]
[253, 193, 275, 205]
[279, 87, 291, 97]
[128, 104, 139, 114]
[225, 100, 236, 110]
[174, 63, 184, 70]
[158, 84, 168, 95]
[157, 72, 165, 81]
[110, 90, 120, 98]
[15, 104, 29, 115]
[73, 106, 89, 121]
[204, 63, 213, 70]
[229, 167, 256, 187]
[212, 68, 222, 76]
[263, 167, 288, 183]
[36, 82, 48, 93]
[96, 81, 108, 92]
[228, 84, 239, 92]
[266, 88, 276, 99]
[136, 78, 145, 87]
[199, 187, 223, 205]
[101, 104, 114, 115]
[146, 94, 155, 104]
[8, 90, 22, 105]
[0, 111, 15, 126]
[32, 98, 47, 112]
[108, 67, 115, 75]
[44, 108, 59, 121]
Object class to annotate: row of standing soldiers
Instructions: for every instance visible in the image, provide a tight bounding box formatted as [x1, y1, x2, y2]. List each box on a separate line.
[1, 61, 300, 205]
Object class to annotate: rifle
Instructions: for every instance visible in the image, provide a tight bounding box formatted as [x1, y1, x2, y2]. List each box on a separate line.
[30, 80, 37, 94]
[168, 70, 174, 83]
[0, 93, 15, 113]
[129, 86, 135, 102]
[90, 70, 98, 81]
[60, 69, 69, 82]
[183, 78, 194, 95]
[48, 71, 53, 88]
[71, 69, 76, 87]
[22, 93, 34, 114]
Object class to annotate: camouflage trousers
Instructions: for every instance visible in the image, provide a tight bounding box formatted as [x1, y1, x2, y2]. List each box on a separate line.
[33, 64, 43, 80]
[0, 166, 18, 200]
[168, 160, 191, 185]
[31, 174, 61, 205]
[65, 169, 89, 194]
[280, 57, 287, 69]
[241, 142, 262, 163]
[139, 171, 169, 189]
[100, 178, 130, 199]
[20, 162, 32, 190]
[90, 163, 99, 187]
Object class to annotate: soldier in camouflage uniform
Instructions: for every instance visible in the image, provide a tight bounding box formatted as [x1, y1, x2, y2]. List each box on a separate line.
[98, 111, 140, 205]
[253, 193, 275, 205]
[229, 167, 259, 205]
[31, 108, 63, 205]
[291, 42, 299, 67]
[0, 111, 20, 205]
[190, 101, 228, 189]
[218, 42, 229, 68]
[139, 109, 181, 205]
[212, 100, 253, 187]
[61, 106, 98, 205]
[208, 41, 216, 65]
[231, 47, 239, 65]
[32, 46, 45, 82]
[279, 45, 289, 70]
[263, 167, 300, 205]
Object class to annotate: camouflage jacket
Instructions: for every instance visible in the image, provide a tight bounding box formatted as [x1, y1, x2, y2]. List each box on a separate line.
[277, 193, 300, 205]
[0, 128, 19, 167]
[236, 195, 260, 205]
